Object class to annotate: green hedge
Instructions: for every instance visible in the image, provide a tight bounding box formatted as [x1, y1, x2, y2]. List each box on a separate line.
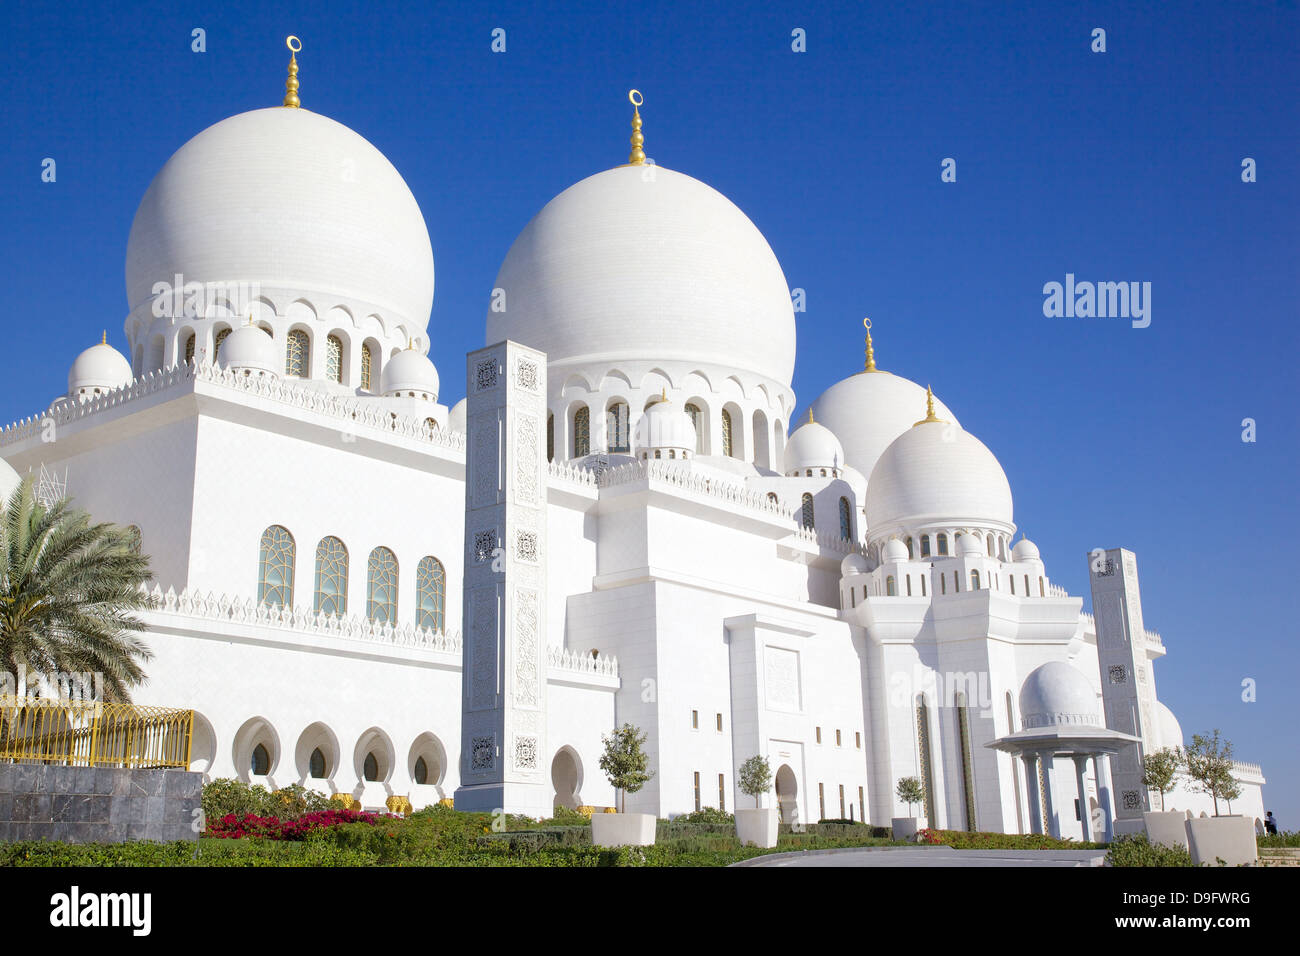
[1105, 833, 1194, 867]
[1258, 830, 1300, 848]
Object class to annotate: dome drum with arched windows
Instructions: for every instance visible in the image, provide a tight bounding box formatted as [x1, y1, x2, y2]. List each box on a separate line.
[380, 346, 440, 402]
[634, 395, 697, 461]
[218, 324, 279, 378]
[784, 415, 846, 478]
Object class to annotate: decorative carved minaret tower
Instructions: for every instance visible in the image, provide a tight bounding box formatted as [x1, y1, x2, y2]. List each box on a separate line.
[1088, 548, 1158, 822]
[455, 341, 550, 816]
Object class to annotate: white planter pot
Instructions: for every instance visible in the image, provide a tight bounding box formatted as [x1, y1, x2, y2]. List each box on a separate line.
[891, 816, 920, 842]
[591, 812, 657, 847]
[1143, 811, 1190, 850]
[1186, 815, 1258, 867]
[736, 808, 779, 848]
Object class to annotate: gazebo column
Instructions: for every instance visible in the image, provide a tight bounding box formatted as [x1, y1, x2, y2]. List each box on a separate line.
[1093, 752, 1115, 842]
[1021, 753, 1043, 835]
[1073, 755, 1093, 842]
[1040, 752, 1060, 839]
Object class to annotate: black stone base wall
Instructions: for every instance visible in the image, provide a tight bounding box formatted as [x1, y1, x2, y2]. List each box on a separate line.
[0, 764, 202, 843]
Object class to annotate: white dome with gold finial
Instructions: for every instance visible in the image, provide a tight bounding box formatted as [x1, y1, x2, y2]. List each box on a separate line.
[68, 335, 133, 400]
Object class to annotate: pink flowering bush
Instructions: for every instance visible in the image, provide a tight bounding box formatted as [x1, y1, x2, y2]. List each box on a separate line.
[207, 808, 394, 840]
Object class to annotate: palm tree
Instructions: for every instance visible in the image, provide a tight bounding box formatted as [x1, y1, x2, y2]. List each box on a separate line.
[0, 477, 154, 703]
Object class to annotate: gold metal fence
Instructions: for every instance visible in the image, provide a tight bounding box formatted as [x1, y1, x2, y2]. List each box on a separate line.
[0, 695, 193, 769]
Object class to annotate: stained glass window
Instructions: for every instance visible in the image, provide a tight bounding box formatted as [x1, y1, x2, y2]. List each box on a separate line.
[839, 497, 853, 540]
[721, 408, 734, 457]
[213, 328, 231, 362]
[286, 329, 309, 377]
[367, 547, 399, 624]
[937, 533, 949, 556]
[684, 403, 703, 453]
[258, 525, 295, 607]
[606, 402, 630, 453]
[361, 343, 374, 391]
[326, 334, 343, 383]
[574, 406, 590, 457]
[416, 556, 446, 632]
[800, 493, 814, 530]
[183, 333, 196, 364]
[313, 536, 348, 616]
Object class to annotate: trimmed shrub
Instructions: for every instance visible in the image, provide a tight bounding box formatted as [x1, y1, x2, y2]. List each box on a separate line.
[918, 828, 1105, 850]
[1106, 833, 1195, 867]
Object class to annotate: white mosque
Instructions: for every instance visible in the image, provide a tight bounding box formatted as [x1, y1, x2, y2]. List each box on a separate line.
[0, 42, 1267, 841]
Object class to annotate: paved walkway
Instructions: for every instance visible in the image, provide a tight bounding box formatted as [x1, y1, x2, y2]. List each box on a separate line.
[734, 846, 1107, 867]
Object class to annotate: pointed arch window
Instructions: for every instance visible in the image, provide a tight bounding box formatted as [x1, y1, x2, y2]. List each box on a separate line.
[367, 547, 399, 624]
[606, 401, 630, 453]
[183, 333, 196, 365]
[721, 408, 734, 457]
[309, 747, 328, 779]
[839, 497, 853, 540]
[361, 343, 375, 391]
[326, 334, 343, 383]
[286, 330, 309, 377]
[258, 525, 295, 607]
[684, 403, 703, 453]
[574, 406, 590, 457]
[313, 536, 348, 616]
[416, 556, 446, 632]
[800, 493, 814, 530]
[251, 743, 271, 776]
[414, 757, 429, 785]
[213, 328, 231, 362]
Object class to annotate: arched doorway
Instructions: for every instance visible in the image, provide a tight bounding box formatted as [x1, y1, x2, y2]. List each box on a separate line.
[551, 748, 582, 810]
[775, 764, 798, 824]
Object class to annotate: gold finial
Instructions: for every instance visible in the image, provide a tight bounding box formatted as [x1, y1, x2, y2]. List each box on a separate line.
[863, 317, 880, 372]
[913, 385, 946, 427]
[101, 330, 107, 345]
[807, 408, 815, 424]
[661, 388, 667, 402]
[283, 36, 302, 108]
[627, 89, 645, 165]
[407, 337, 415, 350]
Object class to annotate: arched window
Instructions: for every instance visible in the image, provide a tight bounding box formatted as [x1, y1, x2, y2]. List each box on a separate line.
[416, 556, 446, 632]
[987, 533, 995, 557]
[721, 408, 734, 457]
[258, 525, 295, 607]
[921, 575, 927, 597]
[953, 571, 960, 592]
[309, 747, 328, 779]
[213, 327, 231, 362]
[940, 573, 946, 595]
[361, 343, 375, 391]
[800, 493, 815, 529]
[838, 497, 853, 540]
[183, 332, 196, 364]
[606, 401, 630, 453]
[684, 404, 703, 453]
[414, 756, 429, 785]
[905, 576, 912, 596]
[905, 535, 914, 559]
[1038, 576, 1045, 597]
[1024, 574, 1031, 596]
[574, 407, 590, 457]
[547, 414, 555, 462]
[251, 743, 270, 776]
[886, 575, 897, 596]
[326, 334, 343, 383]
[363, 752, 380, 782]
[313, 536, 348, 616]
[970, 569, 981, 590]
[921, 535, 931, 557]
[286, 329, 309, 377]
[367, 547, 399, 624]
[937, 533, 949, 556]
[1010, 576, 1016, 595]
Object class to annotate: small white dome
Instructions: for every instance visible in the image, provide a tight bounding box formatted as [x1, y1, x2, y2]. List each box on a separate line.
[381, 348, 440, 400]
[785, 418, 846, 475]
[634, 397, 697, 453]
[841, 553, 870, 575]
[866, 420, 1013, 533]
[1156, 701, 1184, 750]
[218, 324, 278, 376]
[68, 341, 132, 398]
[1012, 537, 1041, 562]
[956, 532, 984, 557]
[1019, 662, 1100, 728]
[883, 538, 909, 562]
[448, 398, 467, 433]
[809, 371, 960, 478]
[0, 457, 21, 502]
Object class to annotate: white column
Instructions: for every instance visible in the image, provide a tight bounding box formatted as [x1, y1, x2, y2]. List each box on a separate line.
[1094, 752, 1116, 842]
[1022, 753, 1043, 834]
[1041, 752, 1060, 839]
[1073, 755, 1093, 842]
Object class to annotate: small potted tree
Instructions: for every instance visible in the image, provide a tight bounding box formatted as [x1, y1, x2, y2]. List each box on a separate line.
[1140, 747, 1189, 849]
[735, 755, 777, 848]
[1183, 729, 1256, 865]
[893, 776, 925, 842]
[592, 723, 656, 847]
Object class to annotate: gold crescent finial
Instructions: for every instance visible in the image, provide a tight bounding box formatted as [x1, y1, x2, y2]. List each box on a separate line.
[283, 36, 302, 108]
[863, 316, 880, 372]
[627, 89, 645, 165]
[913, 385, 946, 427]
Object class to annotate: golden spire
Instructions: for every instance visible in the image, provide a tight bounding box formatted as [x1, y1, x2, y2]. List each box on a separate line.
[661, 388, 667, 402]
[863, 317, 880, 372]
[283, 35, 302, 108]
[627, 89, 645, 165]
[808, 408, 815, 424]
[913, 385, 946, 427]
[101, 330, 107, 345]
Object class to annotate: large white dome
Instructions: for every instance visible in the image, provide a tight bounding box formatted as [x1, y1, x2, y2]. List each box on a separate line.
[125, 107, 434, 329]
[865, 419, 1013, 532]
[485, 165, 796, 386]
[1019, 662, 1100, 728]
[809, 371, 959, 479]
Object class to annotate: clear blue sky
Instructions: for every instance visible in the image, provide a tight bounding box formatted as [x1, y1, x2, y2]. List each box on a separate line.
[2, 1, 1296, 823]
